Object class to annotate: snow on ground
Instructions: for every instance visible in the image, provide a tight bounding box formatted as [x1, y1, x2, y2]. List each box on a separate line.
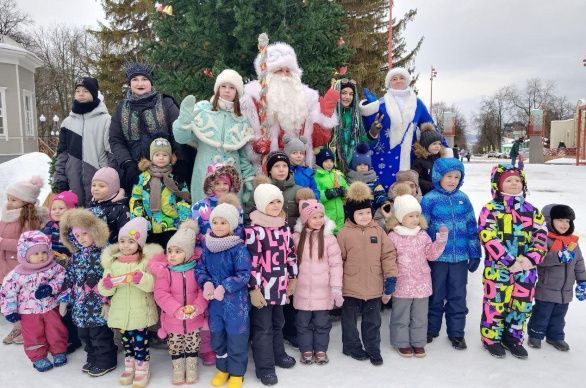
[0, 152, 52, 209]
[0, 157, 585, 387]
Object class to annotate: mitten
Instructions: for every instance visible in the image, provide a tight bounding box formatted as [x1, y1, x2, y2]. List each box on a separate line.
[249, 288, 267, 309]
[325, 188, 339, 200]
[132, 271, 143, 284]
[468, 259, 480, 273]
[34, 284, 53, 300]
[576, 281, 586, 302]
[287, 278, 297, 297]
[363, 88, 378, 103]
[383, 277, 397, 295]
[213, 285, 225, 301]
[558, 248, 576, 264]
[331, 287, 344, 307]
[436, 225, 449, 243]
[203, 282, 215, 301]
[320, 88, 340, 116]
[336, 187, 347, 198]
[101, 305, 110, 319]
[178, 95, 197, 125]
[102, 274, 114, 290]
[5, 313, 20, 323]
[59, 303, 68, 317]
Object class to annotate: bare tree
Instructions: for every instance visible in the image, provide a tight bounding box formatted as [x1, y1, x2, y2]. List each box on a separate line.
[0, 0, 33, 47]
[432, 101, 468, 150]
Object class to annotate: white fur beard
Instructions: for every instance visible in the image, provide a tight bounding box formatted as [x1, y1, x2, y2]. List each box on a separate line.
[266, 73, 309, 134]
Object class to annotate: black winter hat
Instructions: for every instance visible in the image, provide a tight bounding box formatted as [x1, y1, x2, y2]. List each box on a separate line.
[124, 62, 154, 84]
[266, 151, 290, 177]
[316, 147, 335, 168]
[419, 127, 442, 151]
[75, 77, 99, 102]
[550, 204, 575, 235]
[344, 181, 373, 224]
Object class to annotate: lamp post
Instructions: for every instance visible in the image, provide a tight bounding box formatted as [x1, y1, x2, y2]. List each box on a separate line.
[429, 66, 438, 115]
[39, 114, 46, 136]
[52, 114, 60, 136]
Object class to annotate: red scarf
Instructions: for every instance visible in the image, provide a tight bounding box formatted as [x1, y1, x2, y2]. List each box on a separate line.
[118, 254, 140, 263]
[548, 231, 579, 251]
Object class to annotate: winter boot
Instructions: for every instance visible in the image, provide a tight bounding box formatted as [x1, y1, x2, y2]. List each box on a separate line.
[546, 339, 570, 351]
[171, 358, 185, 385]
[449, 337, 467, 350]
[483, 342, 506, 358]
[300, 351, 314, 365]
[528, 337, 541, 349]
[227, 376, 244, 388]
[132, 360, 150, 388]
[275, 353, 296, 368]
[211, 370, 229, 387]
[81, 362, 93, 373]
[88, 364, 116, 377]
[343, 348, 369, 361]
[426, 332, 438, 344]
[33, 357, 53, 372]
[259, 372, 278, 386]
[369, 353, 383, 366]
[2, 325, 21, 344]
[314, 351, 329, 365]
[396, 347, 414, 358]
[502, 338, 528, 359]
[412, 347, 426, 358]
[185, 357, 198, 384]
[53, 353, 68, 367]
[119, 357, 135, 385]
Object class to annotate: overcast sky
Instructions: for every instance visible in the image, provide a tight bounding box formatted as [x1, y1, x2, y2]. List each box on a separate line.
[18, 0, 586, 127]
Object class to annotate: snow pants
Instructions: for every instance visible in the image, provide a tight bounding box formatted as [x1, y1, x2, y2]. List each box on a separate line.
[77, 325, 117, 369]
[428, 261, 468, 338]
[295, 310, 331, 353]
[528, 300, 569, 341]
[20, 309, 68, 362]
[390, 297, 428, 348]
[209, 299, 249, 377]
[250, 304, 286, 378]
[341, 297, 382, 357]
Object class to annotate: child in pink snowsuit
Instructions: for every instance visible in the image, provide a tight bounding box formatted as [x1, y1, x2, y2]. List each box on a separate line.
[0, 231, 67, 372]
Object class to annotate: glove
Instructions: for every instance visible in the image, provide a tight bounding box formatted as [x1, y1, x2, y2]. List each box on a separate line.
[203, 282, 215, 301]
[132, 271, 143, 284]
[336, 187, 347, 198]
[102, 274, 114, 290]
[381, 294, 392, 305]
[34, 284, 53, 300]
[5, 313, 20, 323]
[101, 305, 110, 319]
[558, 248, 576, 263]
[213, 285, 225, 301]
[59, 303, 68, 317]
[178, 95, 197, 125]
[325, 188, 339, 200]
[56, 182, 69, 193]
[330, 287, 344, 307]
[508, 261, 524, 273]
[368, 113, 384, 138]
[287, 278, 297, 297]
[249, 288, 267, 309]
[363, 87, 378, 103]
[576, 281, 586, 301]
[468, 259, 480, 273]
[436, 225, 449, 243]
[383, 277, 397, 295]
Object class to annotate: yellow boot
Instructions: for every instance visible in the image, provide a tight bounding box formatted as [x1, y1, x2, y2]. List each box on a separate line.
[211, 370, 229, 387]
[227, 376, 243, 388]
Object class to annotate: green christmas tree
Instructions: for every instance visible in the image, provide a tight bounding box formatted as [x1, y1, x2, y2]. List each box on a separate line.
[148, 0, 352, 101]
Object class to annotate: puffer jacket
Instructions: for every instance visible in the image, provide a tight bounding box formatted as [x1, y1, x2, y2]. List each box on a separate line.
[149, 252, 208, 338]
[98, 244, 160, 330]
[129, 163, 191, 234]
[314, 167, 349, 233]
[88, 190, 130, 244]
[1, 263, 65, 315]
[421, 158, 481, 263]
[191, 195, 244, 247]
[291, 165, 320, 200]
[477, 164, 547, 268]
[292, 218, 343, 311]
[54, 101, 113, 206]
[411, 142, 446, 195]
[336, 220, 397, 300]
[534, 204, 585, 304]
[387, 227, 445, 298]
[272, 175, 303, 229]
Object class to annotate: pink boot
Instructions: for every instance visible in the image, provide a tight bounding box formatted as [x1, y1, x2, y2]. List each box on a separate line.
[199, 330, 215, 366]
[119, 357, 135, 385]
[132, 360, 150, 388]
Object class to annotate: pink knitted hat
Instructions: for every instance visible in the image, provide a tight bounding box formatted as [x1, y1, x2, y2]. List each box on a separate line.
[298, 199, 325, 225]
[6, 176, 44, 204]
[92, 167, 121, 200]
[118, 217, 148, 248]
[17, 231, 53, 267]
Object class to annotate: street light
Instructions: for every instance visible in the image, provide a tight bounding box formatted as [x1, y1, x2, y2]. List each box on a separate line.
[39, 114, 46, 135]
[52, 114, 60, 136]
[429, 66, 438, 115]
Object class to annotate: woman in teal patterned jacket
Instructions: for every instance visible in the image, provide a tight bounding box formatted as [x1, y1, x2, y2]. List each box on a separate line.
[172, 69, 255, 203]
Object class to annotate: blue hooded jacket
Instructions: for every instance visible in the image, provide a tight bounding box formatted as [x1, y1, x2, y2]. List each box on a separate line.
[421, 158, 481, 263]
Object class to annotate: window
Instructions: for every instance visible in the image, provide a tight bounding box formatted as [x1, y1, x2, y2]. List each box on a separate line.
[23, 90, 34, 136]
[0, 87, 7, 137]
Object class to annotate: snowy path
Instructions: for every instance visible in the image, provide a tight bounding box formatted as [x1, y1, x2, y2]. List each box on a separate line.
[0, 158, 584, 387]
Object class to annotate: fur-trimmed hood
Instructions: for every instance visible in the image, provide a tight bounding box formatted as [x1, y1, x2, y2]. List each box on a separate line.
[100, 242, 164, 270]
[294, 216, 336, 236]
[60, 208, 109, 252]
[413, 141, 447, 159]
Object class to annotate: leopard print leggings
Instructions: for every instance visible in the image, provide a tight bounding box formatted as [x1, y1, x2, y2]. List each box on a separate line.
[167, 331, 201, 359]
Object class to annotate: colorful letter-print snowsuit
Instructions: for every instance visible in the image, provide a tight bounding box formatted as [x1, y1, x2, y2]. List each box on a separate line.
[478, 165, 547, 346]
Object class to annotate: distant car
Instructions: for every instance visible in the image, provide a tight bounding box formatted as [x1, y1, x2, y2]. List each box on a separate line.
[486, 151, 504, 158]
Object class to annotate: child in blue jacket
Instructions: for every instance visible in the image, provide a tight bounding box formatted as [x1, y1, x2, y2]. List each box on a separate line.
[421, 158, 481, 350]
[283, 135, 320, 200]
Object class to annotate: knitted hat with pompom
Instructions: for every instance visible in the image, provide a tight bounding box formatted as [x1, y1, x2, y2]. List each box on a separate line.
[6, 176, 44, 204]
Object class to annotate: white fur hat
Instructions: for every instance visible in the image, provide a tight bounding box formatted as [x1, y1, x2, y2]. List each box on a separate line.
[393, 194, 422, 223]
[210, 203, 240, 231]
[385, 67, 412, 89]
[254, 42, 303, 78]
[254, 183, 284, 214]
[214, 69, 244, 97]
